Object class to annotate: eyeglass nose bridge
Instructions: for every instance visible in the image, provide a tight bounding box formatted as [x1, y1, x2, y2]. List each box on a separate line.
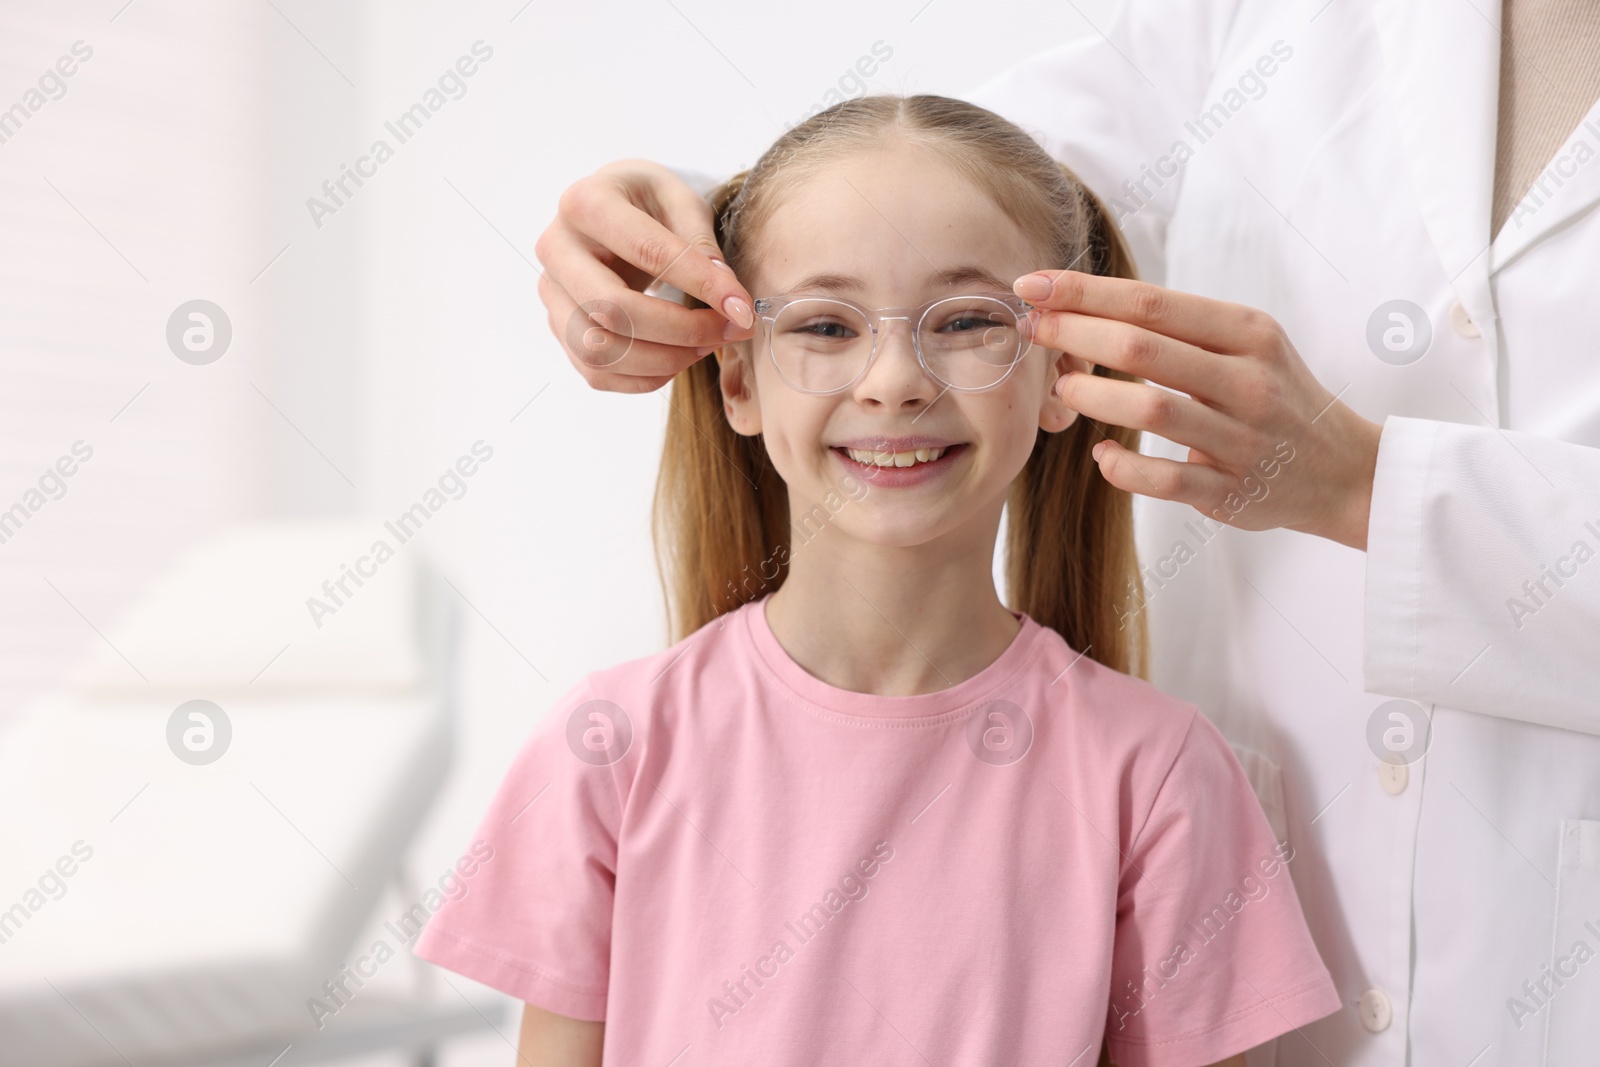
[865, 311, 918, 344]
[857, 312, 928, 387]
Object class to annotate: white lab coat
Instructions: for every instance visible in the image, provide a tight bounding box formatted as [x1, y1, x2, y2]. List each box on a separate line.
[968, 0, 1600, 1064]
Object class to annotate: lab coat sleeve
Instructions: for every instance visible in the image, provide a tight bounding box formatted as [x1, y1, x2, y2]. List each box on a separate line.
[963, 0, 1247, 283]
[1365, 416, 1600, 736]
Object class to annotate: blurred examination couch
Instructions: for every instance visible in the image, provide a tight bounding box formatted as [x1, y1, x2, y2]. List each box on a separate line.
[0, 522, 502, 1066]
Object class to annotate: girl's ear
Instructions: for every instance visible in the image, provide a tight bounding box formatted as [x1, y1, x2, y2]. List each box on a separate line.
[716, 344, 762, 436]
[1038, 348, 1092, 433]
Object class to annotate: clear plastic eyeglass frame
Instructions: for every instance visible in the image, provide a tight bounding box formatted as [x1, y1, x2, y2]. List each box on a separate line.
[750, 291, 1037, 396]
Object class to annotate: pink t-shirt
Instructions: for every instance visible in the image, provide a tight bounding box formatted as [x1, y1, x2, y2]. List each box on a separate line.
[414, 598, 1339, 1065]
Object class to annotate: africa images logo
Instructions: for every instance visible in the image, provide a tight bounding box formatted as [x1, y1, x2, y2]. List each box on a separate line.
[304, 41, 494, 229]
[565, 700, 632, 765]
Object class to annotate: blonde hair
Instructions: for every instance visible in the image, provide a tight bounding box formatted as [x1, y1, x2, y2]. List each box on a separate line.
[653, 94, 1146, 677]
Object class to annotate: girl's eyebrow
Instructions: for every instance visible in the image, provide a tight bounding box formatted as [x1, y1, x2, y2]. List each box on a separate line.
[780, 264, 1013, 296]
[929, 265, 1013, 291]
[783, 271, 860, 295]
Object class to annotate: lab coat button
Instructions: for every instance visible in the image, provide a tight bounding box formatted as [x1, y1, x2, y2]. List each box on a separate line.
[1378, 759, 1408, 795]
[1449, 301, 1481, 338]
[1359, 989, 1393, 1032]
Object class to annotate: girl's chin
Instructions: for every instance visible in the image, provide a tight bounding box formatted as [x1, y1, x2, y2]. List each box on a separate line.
[787, 505, 965, 552]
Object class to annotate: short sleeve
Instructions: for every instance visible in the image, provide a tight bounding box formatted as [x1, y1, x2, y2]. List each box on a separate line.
[411, 677, 634, 1020]
[1105, 711, 1341, 1067]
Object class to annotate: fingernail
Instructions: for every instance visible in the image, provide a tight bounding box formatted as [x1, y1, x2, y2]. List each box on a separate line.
[710, 257, 732, 272]
[1015, 274, 1052, 301]
[1092, 441, 1109, 461]
[723, 295, 754, 332]
[696, 346, 718, 357]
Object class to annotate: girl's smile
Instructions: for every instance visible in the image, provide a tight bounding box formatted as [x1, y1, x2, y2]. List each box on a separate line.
[829, 437, 967, 489]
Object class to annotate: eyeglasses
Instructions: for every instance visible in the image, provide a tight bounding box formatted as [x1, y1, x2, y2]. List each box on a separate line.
[750, 291, 1036, 395]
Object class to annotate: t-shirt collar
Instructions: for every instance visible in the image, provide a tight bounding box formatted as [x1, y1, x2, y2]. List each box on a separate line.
[739, 593, 1043, 721]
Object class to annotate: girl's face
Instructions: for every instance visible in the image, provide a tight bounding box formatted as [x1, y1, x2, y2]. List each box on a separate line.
[719, 140, 1087, 549]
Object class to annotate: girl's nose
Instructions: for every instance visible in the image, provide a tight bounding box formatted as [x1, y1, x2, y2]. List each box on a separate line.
[851, 318, 939, 410]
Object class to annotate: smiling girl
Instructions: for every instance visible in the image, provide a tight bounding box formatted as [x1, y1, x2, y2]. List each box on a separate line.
[414, 95, 1339, 1066]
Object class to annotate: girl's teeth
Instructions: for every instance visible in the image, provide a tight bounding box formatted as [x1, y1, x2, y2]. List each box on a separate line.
[845, 447, 947, 467]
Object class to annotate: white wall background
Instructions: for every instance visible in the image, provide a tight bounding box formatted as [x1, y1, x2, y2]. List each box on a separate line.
[0, 0, 1112, 1061]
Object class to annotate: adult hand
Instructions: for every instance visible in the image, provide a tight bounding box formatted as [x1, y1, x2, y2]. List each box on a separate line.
[1014, 271, 1381, 550]
[535, 159, 756, 393]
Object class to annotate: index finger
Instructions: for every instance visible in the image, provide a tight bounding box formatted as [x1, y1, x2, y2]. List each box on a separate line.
[564, 179, 755, 335]
[1013, 270, 1276, 355]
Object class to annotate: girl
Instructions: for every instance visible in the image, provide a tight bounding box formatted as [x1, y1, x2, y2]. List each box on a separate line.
[414, 95, 1339, 1066]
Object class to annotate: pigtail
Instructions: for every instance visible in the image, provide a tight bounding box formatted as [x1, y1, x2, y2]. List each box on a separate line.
[653, 171, 790, 643]
[1004, 166, 1147, 679]
[1068, 166, 1140, 282]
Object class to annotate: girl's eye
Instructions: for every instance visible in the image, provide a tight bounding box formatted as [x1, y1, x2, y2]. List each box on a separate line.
[790, 319, 858, 340]
[933, 310, 999, 334]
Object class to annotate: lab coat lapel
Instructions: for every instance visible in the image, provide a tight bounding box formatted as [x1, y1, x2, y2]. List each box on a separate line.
[1371, 0, 1500, 317]
[1491, 93, 1600, 271]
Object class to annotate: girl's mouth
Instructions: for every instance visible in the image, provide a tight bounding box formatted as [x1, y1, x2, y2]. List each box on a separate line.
[843, 446, 948, 467]
[830, 443, 966, 486]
